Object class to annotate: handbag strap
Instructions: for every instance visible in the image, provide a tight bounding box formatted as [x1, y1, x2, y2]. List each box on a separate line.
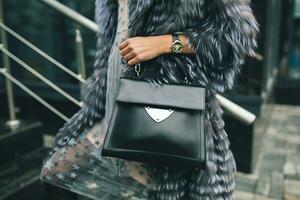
[131, 56, 191, 84]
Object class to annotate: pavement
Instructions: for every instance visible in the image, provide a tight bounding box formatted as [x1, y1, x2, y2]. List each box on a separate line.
[235, 104, 300, 200]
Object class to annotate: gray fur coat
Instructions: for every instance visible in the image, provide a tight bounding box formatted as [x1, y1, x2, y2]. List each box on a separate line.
[46, 0, 258, 199]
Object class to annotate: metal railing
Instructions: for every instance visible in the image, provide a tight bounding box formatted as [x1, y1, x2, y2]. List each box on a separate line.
[40, 0, 97, 33]
[0, 0, 256, 130]
[0, 0, 88, 128]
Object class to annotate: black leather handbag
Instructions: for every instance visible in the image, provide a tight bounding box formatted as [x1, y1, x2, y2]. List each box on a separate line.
[101, 63, 207, 168]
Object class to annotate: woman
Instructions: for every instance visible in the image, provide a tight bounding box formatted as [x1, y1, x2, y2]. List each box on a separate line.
[40, 0, 258, 199]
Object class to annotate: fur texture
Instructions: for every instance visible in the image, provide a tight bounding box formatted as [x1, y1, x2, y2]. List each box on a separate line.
[43, 0, 258, 199]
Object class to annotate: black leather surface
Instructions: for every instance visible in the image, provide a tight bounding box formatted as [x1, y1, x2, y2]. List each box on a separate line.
[116, 77, 206, 110]
[102, 77, 206, 168]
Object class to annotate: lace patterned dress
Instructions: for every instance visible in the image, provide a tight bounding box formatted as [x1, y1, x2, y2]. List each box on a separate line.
[40, 0, 154, 199]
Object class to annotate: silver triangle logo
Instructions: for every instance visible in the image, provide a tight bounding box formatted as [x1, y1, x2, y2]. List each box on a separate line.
[144, 106, 174, 122]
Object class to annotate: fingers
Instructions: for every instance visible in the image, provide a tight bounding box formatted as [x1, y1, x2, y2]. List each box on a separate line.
[123, 51, 136, 61]
[119, 45, 132, 57]
[127, 56, 142, 65]
[118, 39, 129, 50]
[119, 39, 136, 64]
[122, 51, 143, 65]
[118, 37, 146, 65]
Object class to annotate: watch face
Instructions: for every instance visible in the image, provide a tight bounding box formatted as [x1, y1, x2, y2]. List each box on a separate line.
[172, 40, 183, 53]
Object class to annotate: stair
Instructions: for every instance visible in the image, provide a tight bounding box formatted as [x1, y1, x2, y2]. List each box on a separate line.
[0, 121, 43, 165]
[0, 119, 87, 200]
[0, 120, 47, 200]
[0, 148, 48, 200]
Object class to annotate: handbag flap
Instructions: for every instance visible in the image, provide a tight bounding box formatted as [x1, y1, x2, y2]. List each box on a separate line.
[116, 78, 206, 110]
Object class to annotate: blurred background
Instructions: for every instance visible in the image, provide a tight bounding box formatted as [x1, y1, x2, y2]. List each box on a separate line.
[0, 0, 299, 199]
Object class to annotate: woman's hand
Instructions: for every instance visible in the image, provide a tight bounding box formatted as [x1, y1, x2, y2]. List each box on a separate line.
[118, 35, 172, 65]
[118, 34, 195, 66]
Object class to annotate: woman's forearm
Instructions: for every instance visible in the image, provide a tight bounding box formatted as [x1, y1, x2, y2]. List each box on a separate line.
[119, 34, 195, 65]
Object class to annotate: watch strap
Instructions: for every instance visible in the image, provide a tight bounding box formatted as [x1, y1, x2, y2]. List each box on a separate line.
[172, 33, 180, 42]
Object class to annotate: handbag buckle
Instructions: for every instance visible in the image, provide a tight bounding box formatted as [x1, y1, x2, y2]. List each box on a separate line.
[184, 76, 189, 84]
[134, 63, 141, 77]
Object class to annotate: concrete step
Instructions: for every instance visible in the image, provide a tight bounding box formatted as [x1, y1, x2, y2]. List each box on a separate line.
[0, 148, 47, 200]
[0, 120, 43, 168]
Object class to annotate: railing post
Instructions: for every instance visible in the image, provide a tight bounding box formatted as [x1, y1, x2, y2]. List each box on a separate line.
[75, 29, 86, 96]
[0, 0, 20, 128]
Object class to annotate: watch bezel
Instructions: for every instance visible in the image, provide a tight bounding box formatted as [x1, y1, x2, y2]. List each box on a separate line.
[171, 39, 184, 53]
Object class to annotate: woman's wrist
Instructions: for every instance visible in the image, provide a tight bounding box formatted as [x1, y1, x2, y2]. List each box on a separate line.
[156, 34, 195, 55]
[156, 35, 173, 54]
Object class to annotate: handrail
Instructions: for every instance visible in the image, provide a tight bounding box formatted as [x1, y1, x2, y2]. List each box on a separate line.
[0, 44, 83, 108]
[39, 0, 98, 33]
[0, 22, 85, 83]
[75, 29, 86, 92]
[0, 68, 69, 121]
[216, 94, 256, 125]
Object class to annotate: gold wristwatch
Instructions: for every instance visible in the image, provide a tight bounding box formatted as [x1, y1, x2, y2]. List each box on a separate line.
[171, 33, 184, 53]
